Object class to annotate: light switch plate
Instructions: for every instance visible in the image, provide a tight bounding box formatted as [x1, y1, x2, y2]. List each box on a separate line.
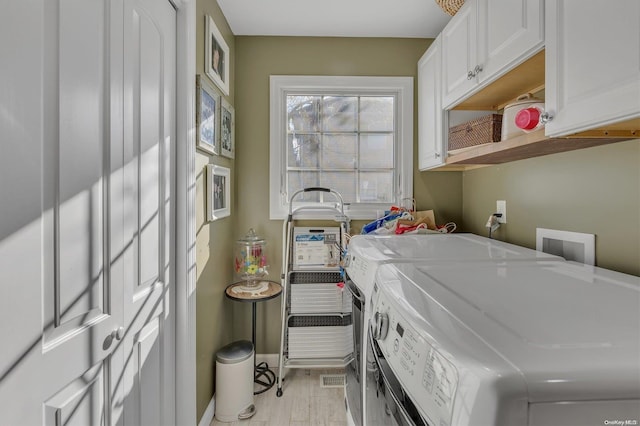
[496, 200, 506, 223]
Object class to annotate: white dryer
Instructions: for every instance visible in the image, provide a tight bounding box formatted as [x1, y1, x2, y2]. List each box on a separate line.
[343, 233, 563, 426]
[367, 260, 640, 426]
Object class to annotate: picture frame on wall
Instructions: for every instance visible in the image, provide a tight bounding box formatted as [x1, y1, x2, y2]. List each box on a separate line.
[205, 15, 230, 96]
[196, 75, 220, 155]
[220, 98, 235, 159]
[207, 164, 230, 221]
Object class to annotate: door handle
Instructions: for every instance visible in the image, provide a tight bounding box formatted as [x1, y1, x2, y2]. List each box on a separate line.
[111, 326, 125, 341]
[346, 280, 365, 303]
[103, 326, 124, 350]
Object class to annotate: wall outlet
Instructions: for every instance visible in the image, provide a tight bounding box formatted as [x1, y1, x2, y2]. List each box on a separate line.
[496, 200, 507, 223]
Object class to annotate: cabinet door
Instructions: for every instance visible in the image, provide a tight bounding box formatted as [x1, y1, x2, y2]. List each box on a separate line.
[545, 0, 640, 136]
[418, 37, 445, 171]
[477, 0, 544, 85]
[442, 0, 478, 108]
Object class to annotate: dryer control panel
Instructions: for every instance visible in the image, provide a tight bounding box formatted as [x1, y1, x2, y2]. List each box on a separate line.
[374, 293, 459, 426]
[344, 253, 377, 300]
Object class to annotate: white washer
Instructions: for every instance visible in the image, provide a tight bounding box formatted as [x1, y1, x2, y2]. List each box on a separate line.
[368, 260, 640, 426]
[345, 233, 560, 302]
[343, 233, 563, 426]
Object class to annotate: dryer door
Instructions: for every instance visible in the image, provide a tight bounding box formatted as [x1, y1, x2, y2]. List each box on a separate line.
[345, 279, 364, 426]
[366, 330, 427, 426]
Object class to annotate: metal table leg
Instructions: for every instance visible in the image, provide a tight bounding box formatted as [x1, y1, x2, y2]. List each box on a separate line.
[252, 302, 275, 394]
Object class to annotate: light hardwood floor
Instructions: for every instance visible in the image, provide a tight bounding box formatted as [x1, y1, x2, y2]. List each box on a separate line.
[211, 369, 348, 426]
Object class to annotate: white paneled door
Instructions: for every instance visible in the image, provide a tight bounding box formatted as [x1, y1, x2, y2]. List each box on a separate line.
[0, 0, 176, 424]
[121, 0, 176, 424]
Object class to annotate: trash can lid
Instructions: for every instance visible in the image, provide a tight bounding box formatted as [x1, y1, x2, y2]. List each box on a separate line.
[216, 340, 254, 364]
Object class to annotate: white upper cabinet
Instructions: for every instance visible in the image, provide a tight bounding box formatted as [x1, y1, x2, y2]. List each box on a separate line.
[442, 1, 478, 109]
[443, 0, 544, 109]
[478, 0, 544, 85]
[545, 0, 640, 137]
[418, 36, 445, 171]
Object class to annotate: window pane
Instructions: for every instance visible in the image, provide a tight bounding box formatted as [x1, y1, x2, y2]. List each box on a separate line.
[288, 134, 320, 168]
[320, 172, 356, 203]
[360, 134, 393, 169]
[322, 134, 356, 169]
[359, 171, 393, 203]
[288, 171, 320, 202]
[360, 97, 394, 131]
[322, 96, 357, 132]
[287, 96, 320, 132]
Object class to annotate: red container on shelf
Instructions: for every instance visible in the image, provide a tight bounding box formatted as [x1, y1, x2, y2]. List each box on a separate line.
[516, 106, 545, 132]
[501, 93, 545, 140]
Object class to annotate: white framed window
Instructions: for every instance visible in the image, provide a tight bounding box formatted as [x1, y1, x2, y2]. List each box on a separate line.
[269, 75, 413, 220]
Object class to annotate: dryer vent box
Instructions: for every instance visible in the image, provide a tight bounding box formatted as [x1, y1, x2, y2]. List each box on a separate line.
[536, 228, 595, 265]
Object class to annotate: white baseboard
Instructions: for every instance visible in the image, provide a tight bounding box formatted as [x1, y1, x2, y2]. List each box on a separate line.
[256, 353, 279, 370]
[198, 395, 215, 426]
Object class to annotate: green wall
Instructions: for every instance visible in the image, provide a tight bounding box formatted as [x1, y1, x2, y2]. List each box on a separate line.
[233, 36, 463, 355]
[195, 1, 235, 420]
[193, 27, 465, 422]
[461, 138, 640, 276]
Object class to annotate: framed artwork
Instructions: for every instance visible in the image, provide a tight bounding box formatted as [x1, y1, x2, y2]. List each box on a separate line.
[205, 15, 230, 96]
[196, 75, 219, 155]
[207, 164, 230, 221]
[220, 98, 235, 159]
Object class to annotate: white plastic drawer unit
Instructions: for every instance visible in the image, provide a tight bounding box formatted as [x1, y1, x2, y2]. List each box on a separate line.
[286, 271, 353, 360]
[286, 315, 353, 360]
[289, 271, 351, 314]
[290, 283, 351, 314]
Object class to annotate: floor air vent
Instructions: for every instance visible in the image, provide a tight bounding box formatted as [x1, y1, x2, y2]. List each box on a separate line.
[319, 374, 345, 388]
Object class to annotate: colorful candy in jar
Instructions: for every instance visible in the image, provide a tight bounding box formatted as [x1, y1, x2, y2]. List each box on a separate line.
[235, 228, 268, 281]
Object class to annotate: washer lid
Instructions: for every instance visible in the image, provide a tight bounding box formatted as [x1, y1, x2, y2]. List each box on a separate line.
[349, 233, 559, 263]
[345, 233, 561, 299]
[384, 260, 640, 401]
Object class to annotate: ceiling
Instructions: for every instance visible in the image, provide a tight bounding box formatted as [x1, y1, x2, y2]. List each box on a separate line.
[217, 0, 452, 38]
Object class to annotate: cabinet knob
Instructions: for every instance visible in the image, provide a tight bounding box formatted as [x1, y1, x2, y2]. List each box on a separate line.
[435, 153, 441, 158]
[540, 112, 553, 123]
[467, 65, 483, 80]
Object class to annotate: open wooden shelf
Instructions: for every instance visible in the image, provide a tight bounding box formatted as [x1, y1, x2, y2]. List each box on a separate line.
[432, 48, 640, 171]
[441, 128, 635, 168]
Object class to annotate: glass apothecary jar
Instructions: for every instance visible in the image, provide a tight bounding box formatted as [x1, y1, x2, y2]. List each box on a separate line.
[234, 228, 268, 285]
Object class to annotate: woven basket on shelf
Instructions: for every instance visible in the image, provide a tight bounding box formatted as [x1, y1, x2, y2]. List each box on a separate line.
[448, 114, 502, 151]
[435, 0, 465, 16]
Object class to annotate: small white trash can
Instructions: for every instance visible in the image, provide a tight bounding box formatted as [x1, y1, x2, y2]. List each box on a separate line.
[214, 340, 256, 422]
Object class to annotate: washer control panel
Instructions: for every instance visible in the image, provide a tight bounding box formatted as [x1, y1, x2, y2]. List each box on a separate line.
[374, 294, 458, 426]
[344, 253, 375, 297]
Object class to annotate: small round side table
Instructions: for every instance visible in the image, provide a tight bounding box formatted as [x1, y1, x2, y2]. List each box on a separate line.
[225, 280, 282, 395]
